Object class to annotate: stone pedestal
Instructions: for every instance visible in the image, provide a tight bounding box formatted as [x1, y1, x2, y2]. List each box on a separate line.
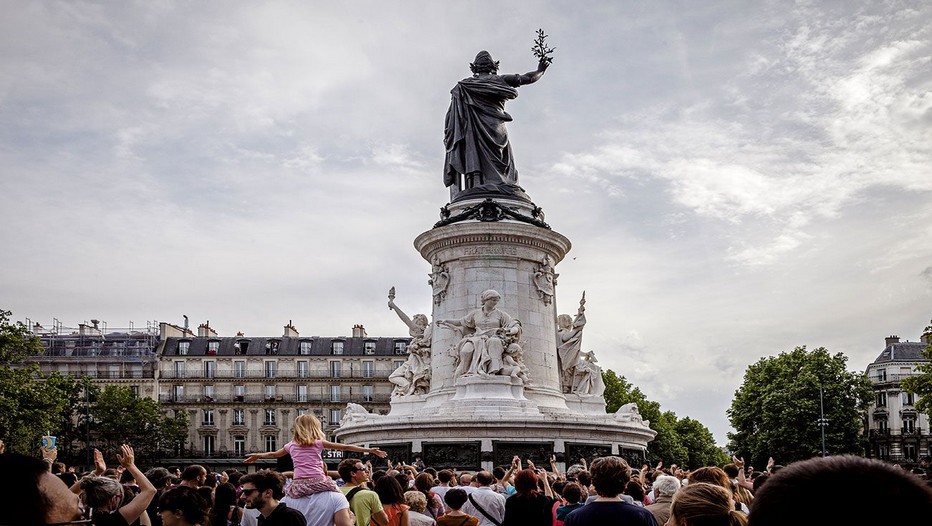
[335, 196, 656, 469]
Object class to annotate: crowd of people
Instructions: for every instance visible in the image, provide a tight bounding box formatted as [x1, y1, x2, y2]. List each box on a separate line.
[2, 419, 931, 526]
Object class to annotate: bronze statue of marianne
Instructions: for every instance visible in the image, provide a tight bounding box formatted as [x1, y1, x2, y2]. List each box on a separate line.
[443, 32, 553, 203]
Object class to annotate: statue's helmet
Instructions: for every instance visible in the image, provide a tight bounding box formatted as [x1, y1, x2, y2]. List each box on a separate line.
[470, 51, 500, 74]
[480, 289, 501, 302]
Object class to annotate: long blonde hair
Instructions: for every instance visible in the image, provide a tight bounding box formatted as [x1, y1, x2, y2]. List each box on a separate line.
[293, 413, 325, 445]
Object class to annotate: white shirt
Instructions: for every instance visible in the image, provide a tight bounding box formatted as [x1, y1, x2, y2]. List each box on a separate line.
[461, 486, 506, 526]
[282, 491, 351, 526]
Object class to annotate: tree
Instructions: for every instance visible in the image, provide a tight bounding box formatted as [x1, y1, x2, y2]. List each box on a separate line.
[91, 385, 189, 461]
[727, 346, 872, 466]
[901, 319, 932, 416]
[0, 309, 81, 454]
[602, 369, 724, 468]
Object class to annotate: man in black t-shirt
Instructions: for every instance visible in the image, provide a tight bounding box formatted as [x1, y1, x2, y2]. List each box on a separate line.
[240, 470, 306, 526]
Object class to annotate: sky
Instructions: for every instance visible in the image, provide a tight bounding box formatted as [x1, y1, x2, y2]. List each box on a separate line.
[2, 0, 931, 446]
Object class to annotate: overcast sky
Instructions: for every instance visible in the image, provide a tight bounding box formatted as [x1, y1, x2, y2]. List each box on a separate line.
[2, 1, 931, 446]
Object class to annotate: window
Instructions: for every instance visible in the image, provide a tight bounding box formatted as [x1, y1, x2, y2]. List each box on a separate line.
[330, 409, 341, 424]
[130, 385, 139, 397]
[234, 361, 246, 378]
[878, 419, 888, 433]
[362, 361, 375, 379]
[362, 385, 374, 402]
[203, 385, 214, 401]
[902, 392, 915, 406]
[233, 436, 246, 456]
[233, 385, 245, 401]
[174, 361, 185, 378]
[207, 341, 219, 355]
[265, 385, 276, 400]
[393, 360, 405, 370]
[297, 361, 309, 378]
[878, 444, 890, 458]
[204, 435, 215, 456]
[876, 392, 887, 407]
[204, 361, 216, 379]
[265, 435, 277, 452]
[876, 368, 886, 381]
[203, 409, 215, 426]
[266, 340, 279, 355]
[394, 341, 408, 355]
[364, 341, 376, 355]
[296, 408, 307, 416]
[173, 385, 184, 402]
[904, 444, 917, 461]
[237, 340, 250, 354]
[903, 418, 916, 434]
[331, 341, 344, 355]
[233, 409, 245, 426]
[264, 361, 277, 379]
[178, 341, 189, 355]
[297, 385, 308, 403]
[264, 409, 276, 426]
[330, 361, 342, 378]
[330, 385, 341, 402]
[299, 341, 312, 355]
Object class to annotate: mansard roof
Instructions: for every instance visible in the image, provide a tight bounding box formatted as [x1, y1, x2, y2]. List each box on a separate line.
[870, 341, 929, 365]
[162, 335, 410, 357]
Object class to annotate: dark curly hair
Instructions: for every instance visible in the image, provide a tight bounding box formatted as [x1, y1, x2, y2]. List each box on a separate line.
[160, 486, 209, 525]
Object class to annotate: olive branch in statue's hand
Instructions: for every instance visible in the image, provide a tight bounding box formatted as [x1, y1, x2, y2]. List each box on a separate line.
[532, 28, 555, 65]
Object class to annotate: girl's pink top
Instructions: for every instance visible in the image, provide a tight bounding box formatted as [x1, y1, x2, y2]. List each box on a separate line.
[284, 439, 326, 479]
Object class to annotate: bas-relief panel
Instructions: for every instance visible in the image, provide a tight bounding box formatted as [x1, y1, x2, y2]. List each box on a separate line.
[491, 441, 554, 468]
[423, 441, 482, 470]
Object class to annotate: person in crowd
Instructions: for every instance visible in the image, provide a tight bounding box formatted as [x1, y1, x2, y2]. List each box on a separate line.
[159, 486, 210, 526]
[246, 414, 386, 499]
[433, 470, 456, 500]
[554, 482, 584, 523]
[338, 458, 389, 526]
[687, 467, 748, 514]
[667, 482, 747, 526]
[146, 467, 174, 526]
[645, 474, 679, 526]
[489, 466, 514, 497]
[374, 475, 411, 526]
[282, 480, 353, 526]
[624, 479, 646, 506]
[562, 456, 656, 526]
[748, 455, 932, 525]
[208, 482, 241, 526]
[0, 452, 85, 525]
[181, 465, 208, 489]
[458, 472, 473, 487]
[461, 470, 505, 526]
[414, 472, 445, 520]
[82, 444, 157, 526]
[502, 468, 554, 526]
[724, 459, 754, 507]
[437, 488, 478, 526]
[574, 470, 591, 501]
[239, 470, 306, 526]
[404, 491, 437, 526]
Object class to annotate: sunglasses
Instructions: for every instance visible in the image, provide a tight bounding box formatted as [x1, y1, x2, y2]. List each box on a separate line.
[352, 466, 370, 472]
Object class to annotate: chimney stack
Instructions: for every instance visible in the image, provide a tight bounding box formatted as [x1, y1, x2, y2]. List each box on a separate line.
[352, 324, 367, 338]
[198, 321, 218, 338]
[284, 320, 299, 337]
[885, 335, 900, 347]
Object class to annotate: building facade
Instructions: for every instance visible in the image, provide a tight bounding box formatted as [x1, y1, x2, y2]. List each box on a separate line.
[24, 318, 408, 465]
[864, 333, 931, 464]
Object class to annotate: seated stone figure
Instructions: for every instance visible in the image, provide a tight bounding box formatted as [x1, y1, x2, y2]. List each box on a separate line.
[439, 289, 526, 380]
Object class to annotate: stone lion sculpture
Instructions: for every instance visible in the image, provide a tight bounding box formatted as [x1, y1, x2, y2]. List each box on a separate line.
[614, 402, 650, 427]
[340, 403, 371, 427]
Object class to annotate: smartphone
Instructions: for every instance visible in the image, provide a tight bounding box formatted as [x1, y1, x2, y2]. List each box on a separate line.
[41, 435, 57, 450]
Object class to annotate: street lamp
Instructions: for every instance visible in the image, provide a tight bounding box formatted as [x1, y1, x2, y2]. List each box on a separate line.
[818, 386, 829, 457]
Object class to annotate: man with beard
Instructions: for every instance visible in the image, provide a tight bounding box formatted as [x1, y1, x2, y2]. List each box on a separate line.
[240, 470, 306, 526]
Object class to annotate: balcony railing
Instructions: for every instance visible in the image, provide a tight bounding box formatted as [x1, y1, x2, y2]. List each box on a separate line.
[159, 369, 392, 380]
[868, 373, 917, 383]
[868, 428, 924, 438]
[159, 394, 391, 405]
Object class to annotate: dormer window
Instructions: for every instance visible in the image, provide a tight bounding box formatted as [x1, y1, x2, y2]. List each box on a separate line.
[299, 341, 312, 355]
[266, 340, 279, 355]
[207, 341, 219, 355]
[394, 341, 408, 355]
[331, 341, 344, 355]
[178, 341, 190, 355]
[364, 341, 377, 355]
[235, 340, 249, 355]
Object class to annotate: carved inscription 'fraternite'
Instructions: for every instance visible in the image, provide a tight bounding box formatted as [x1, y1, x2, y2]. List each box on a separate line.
[463, 246, 518, 256]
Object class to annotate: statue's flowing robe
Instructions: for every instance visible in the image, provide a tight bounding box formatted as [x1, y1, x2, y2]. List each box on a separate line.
[443, 75, 520, 188]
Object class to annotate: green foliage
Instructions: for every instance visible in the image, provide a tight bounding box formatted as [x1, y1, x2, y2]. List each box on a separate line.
[0, 309, 79, 454]
[727, 346, 872, 466]
[901, 319, 932, 417]
[601, 369, 722, 468]
[92, 385, 189, 461]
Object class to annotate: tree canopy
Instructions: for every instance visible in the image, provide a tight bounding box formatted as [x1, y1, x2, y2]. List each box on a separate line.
[901, 319, 932, 417]
[602, 369, 727, 468]
[727, 346, 872, 466]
